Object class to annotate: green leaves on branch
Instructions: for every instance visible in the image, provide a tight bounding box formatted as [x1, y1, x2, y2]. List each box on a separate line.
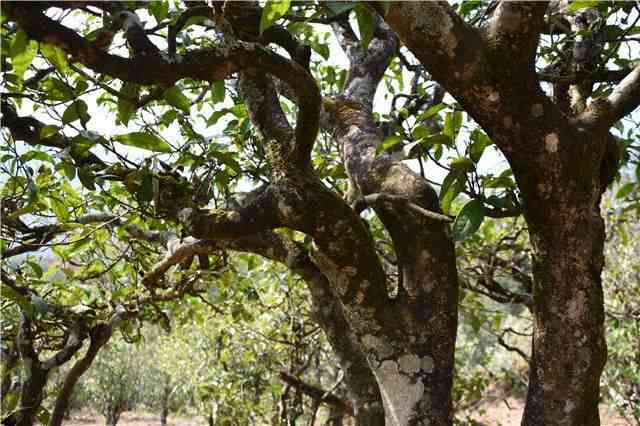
[62, 100, 90, 125]
[468, 129, 493, 163]
[164, 87, 191, 113]
[440, 158, 474, 214]
[115, 132, 172, 153]
[10, 30, 37, 80]
[452, 199, 485, 241]
[354, 4, 375, 50]
[444, 111, 463, 142]
[260, 0, 291, 34]
[40, 43, 69, 74]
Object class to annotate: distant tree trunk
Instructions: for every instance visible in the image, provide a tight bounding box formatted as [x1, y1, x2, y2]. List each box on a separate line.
[160, 381, 170, 426]
[105, 409, 120, 426]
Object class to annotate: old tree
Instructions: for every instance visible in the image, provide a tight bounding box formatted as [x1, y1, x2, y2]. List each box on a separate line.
[1, 1, 639, 426]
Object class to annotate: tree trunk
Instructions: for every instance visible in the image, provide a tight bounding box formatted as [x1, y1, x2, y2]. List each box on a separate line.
[105, 408, 120, 426]
[50, 324, 112, 426]
[522, 195, 607, 425]
[5, 365, 48, 426]
[514, 125, 612, 425]
[160, 383, 169, 426]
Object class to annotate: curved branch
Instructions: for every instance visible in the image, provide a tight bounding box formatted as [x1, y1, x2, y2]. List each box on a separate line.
[484, 2, 549, 71]
[49, 323, 113, 426]
[5, 5, 320, 152]
[331, 16, 397, 109]
[580, 64, 640, 128]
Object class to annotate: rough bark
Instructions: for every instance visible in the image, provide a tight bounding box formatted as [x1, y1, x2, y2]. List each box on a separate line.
[6, 2, 639, 426]
[382, 2, 635, 425]
[49, 323, 113, 426]
[325, 16, 459, 426]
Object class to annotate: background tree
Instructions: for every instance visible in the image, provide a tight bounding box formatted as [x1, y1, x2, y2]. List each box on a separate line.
[1, 2, 639, 426]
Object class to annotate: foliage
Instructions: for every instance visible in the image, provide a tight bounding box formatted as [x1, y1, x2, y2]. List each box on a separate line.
[1, 1, 639, 425]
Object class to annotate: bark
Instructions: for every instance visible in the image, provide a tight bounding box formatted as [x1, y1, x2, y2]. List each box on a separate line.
[326, 15, 459, 426]
[516, 124, 611, 425]
[382, 3, 632, 425]
[49, 323, 113, 426]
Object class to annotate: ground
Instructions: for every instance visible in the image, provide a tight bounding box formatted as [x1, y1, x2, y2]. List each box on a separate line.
[59, 403, 636, 426]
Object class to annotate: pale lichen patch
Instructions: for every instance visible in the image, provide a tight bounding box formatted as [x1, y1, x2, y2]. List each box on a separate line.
[567, 290, 586, 323]
[421, 356, 435, 374]
[545, 133, 559, 153]
[376, 360, 425, 426]
[398, 354, 421, 375]
[563, 400, 575, 413]
[362, 334, 394, 358]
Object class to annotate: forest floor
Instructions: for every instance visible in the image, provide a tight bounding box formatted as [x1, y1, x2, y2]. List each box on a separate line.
[63, 402, 636, 426]
[469, 395, 636, 426]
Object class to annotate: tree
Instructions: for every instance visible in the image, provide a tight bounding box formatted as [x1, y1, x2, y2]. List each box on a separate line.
[1, 2, 639, 426]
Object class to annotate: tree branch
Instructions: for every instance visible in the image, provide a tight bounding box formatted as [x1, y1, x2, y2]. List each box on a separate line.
[279, 371, 353, 416]
[580, 65, 640, 128]
[484, 1, 549, 71]
[357, 193, 453, 223]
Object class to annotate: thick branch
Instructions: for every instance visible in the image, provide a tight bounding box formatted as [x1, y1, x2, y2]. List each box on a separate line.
[383, 2, 483, 98]
[41, 323, 84, 370]
[5, 4, 320, 170]
[484, 2, 549, 71]
[580, 65, 640, 128]
[49, 323, 113, 426]
[331, 16, 397, 109]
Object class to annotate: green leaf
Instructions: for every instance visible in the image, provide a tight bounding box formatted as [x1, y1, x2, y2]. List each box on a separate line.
[468, 129, 492, 162]
[260, 0, 291, 35]
[326, 2, 356, 15]
[40, 43, 69, 74]
[211, 81, 226, 103]
[418, 103, 446, 121]
[355, 5, 375, 50]
[149, 0, 169, 22]
[50, 197, 69, 222]
[118, 82, 140, 125]
[10, 29, 28, 57]
[164, 87, 191, 113]
[452, 199, 485, 241]
[78, 167, 96, 190]
[62, 100, 90, 125]
[40, 125, 59, 139]
[568, 1, 600, 11]
[451, 157, 474, 173]
[423, 133, 452, 146]
[311, 42, 330, 60]
[615, 182, 634, 199]
[115, 132, 172, 152]
[11, 32, 38, 80]
[440, 178, 464, 214]
[376, 135, 402, 154]
[27, 260, 43, 278]
[412, 125, 431, 140]
[444, 111, 463, 141]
